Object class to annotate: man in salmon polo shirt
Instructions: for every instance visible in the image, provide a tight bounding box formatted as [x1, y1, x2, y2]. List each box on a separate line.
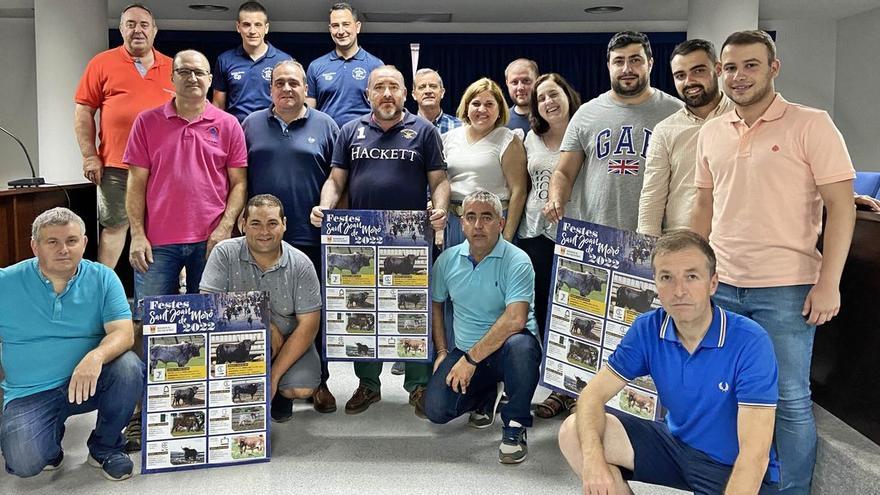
[692, 30, 856, 495]
[74, 3, 174, 269]
[123, 49, 248, 451]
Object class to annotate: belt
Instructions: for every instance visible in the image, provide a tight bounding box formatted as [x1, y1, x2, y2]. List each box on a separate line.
[448, 200, 509, 217]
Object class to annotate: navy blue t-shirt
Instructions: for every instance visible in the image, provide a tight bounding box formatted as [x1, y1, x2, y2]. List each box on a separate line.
[213, 43, 293, 122]
[331, 111, 446, 210]
[506, 106, 531, 136]
[243, 106, 339, 246]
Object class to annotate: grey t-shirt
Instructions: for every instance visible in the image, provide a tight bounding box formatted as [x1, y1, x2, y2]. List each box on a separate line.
[560, 89, 683, 231]
[200, 237, 322, 336]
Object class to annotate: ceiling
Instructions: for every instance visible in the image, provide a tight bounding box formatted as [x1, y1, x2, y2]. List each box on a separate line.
[1, 0, 879, 24]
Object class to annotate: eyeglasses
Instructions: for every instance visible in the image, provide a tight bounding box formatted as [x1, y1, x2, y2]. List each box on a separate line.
[174, 68, 210, 78]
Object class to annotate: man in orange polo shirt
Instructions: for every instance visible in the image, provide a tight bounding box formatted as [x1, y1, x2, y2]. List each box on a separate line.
[692, 30, 856, 495]
[74, 3, 174, 269]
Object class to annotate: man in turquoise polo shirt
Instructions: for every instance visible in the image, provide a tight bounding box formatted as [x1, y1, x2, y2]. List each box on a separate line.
[558, 230, 779, 494]
[0, 208, 143, 481]
[424, 190, 542, 465]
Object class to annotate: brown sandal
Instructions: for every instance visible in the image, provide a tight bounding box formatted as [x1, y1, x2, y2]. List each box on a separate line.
[535, 391, 575, 418]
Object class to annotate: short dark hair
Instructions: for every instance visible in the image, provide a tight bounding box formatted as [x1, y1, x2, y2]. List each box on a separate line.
[120, 3, 155, 23]
[671, 38, 717, 65]
[650, 230, 717, 277]
[330, 2, 359, 21]
[607, 31, 652, 61]
[528, 73, 582, 135]
[238, 1, 267, 18]
[243, 194, 285, 220]
[721, 30, 777, 63]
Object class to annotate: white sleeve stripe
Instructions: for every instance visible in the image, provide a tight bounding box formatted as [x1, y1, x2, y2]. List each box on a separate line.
[738, 401, 777, 408]
[605, 363, 633, 382]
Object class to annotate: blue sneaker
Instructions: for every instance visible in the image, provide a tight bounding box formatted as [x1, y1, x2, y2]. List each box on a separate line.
[88, 452, 133, 481]
[468, 382, 505, 429]
[499, 420, 528, 464]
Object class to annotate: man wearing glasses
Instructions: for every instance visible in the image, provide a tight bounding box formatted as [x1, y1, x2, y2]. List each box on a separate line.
[121, 50, 248, 449]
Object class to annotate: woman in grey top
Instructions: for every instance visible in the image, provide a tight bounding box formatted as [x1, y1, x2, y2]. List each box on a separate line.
[517, 73, 581, 420]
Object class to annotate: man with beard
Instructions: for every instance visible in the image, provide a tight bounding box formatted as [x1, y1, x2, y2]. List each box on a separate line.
[305, 2, 384, 127]
[692, 30, 856, 494]
[310, 65, 450, 418]
[504, 59, 539, 136]
[637, 39, 734, 236]
[544, 31, 682, 232]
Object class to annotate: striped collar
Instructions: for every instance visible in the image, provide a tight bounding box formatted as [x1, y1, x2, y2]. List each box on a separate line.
[659, 304, 727, 349]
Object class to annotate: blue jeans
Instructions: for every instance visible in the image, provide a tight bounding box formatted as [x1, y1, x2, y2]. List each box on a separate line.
[713, 283, 815, 494]
[424, 331, 541, 427]
[134, 241, 208, 320]
[0, 352, 144, 477]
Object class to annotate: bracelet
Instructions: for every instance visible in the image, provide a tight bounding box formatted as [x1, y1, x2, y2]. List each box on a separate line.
[464, 351, 478, 366]
[436, 348, 448, 355]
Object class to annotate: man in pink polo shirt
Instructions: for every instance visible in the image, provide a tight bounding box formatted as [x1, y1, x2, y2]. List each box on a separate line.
[692, 30, 856, 495]
[125, 47, 248, 309]
[122, 49, 248, 451]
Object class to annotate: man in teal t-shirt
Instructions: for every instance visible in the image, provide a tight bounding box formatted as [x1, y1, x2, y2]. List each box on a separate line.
[0, 208, 143, 481]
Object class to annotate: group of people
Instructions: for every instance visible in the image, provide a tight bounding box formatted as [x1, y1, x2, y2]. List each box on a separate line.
[0, 1, 875, 493]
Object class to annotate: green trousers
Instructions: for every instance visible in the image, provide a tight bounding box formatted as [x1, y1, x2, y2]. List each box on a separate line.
[354, 361, 430, 393]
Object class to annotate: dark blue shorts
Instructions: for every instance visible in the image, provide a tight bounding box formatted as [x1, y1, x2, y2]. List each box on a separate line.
[610, 409, 777, 495]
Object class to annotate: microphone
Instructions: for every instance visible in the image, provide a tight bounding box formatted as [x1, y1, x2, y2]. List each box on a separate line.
[1, 124, 45, 188]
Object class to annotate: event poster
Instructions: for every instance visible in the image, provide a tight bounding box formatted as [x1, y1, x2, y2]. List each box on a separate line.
[540, 218, 663, 421]
[141, 292, 271, 473]
[321, 209, 433, 363]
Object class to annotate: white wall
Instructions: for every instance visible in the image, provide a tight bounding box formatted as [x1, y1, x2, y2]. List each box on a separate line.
[834, 8, 880, 172]
[761, 20, 838, 115]
[0, 18, 38, 187]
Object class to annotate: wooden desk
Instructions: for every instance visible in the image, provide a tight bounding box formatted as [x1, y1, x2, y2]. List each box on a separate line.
[812, 210, 880, 444]
[0, 182, 97, 267]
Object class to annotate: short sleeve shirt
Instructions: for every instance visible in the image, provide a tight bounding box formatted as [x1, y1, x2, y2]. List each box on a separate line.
[560, 90, 683, 231]
[0, 259, 131, 407]
[506, 106, 531, 137]
[213, 43, 293, 122]
[306, 47, 384, 127]
[123, 100, 248, 246]
[607, 305, 779, 473]
[695, 94, 856, 287]
[432, 237, 538, 350]
[443, 126, 516, 202]
[331, 111, 446, 211]
[242, 107, 339, 246]
[74, 46, 175, 169]
[200, 237, 322, 336]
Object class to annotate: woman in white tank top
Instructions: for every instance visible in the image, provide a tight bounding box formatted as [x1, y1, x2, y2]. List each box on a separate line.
[442, 78, 528, 247]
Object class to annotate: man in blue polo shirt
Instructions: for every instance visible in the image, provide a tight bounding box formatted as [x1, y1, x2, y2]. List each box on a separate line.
[212, 1, 292, 122]
[310, 64, 450, 418]
[242, 59, 339, 415]
[305, 2, 384, 127]
[424, 190, 542, 465]
[558, 230, 779, 494]
[0, 208, 143, 481]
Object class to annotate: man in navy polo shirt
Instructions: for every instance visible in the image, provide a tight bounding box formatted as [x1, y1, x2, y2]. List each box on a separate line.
[242, 59, 339, 415]
[0, 208, 143, 481]
[558, 230, 779, 494]
[212, 1, 292, 122]
[310, 65, 450, 418]
[305, 2, 384, 127]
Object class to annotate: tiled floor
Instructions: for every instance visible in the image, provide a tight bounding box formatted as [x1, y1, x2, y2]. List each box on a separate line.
[0, 362, 687, 494]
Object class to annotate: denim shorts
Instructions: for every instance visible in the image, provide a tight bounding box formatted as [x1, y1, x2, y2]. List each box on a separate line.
[611, 409, 777, 494]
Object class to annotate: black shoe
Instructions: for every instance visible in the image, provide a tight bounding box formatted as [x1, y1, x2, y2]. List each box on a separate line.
[123, 415, 141, 453]
[271, 394, 294, 423]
